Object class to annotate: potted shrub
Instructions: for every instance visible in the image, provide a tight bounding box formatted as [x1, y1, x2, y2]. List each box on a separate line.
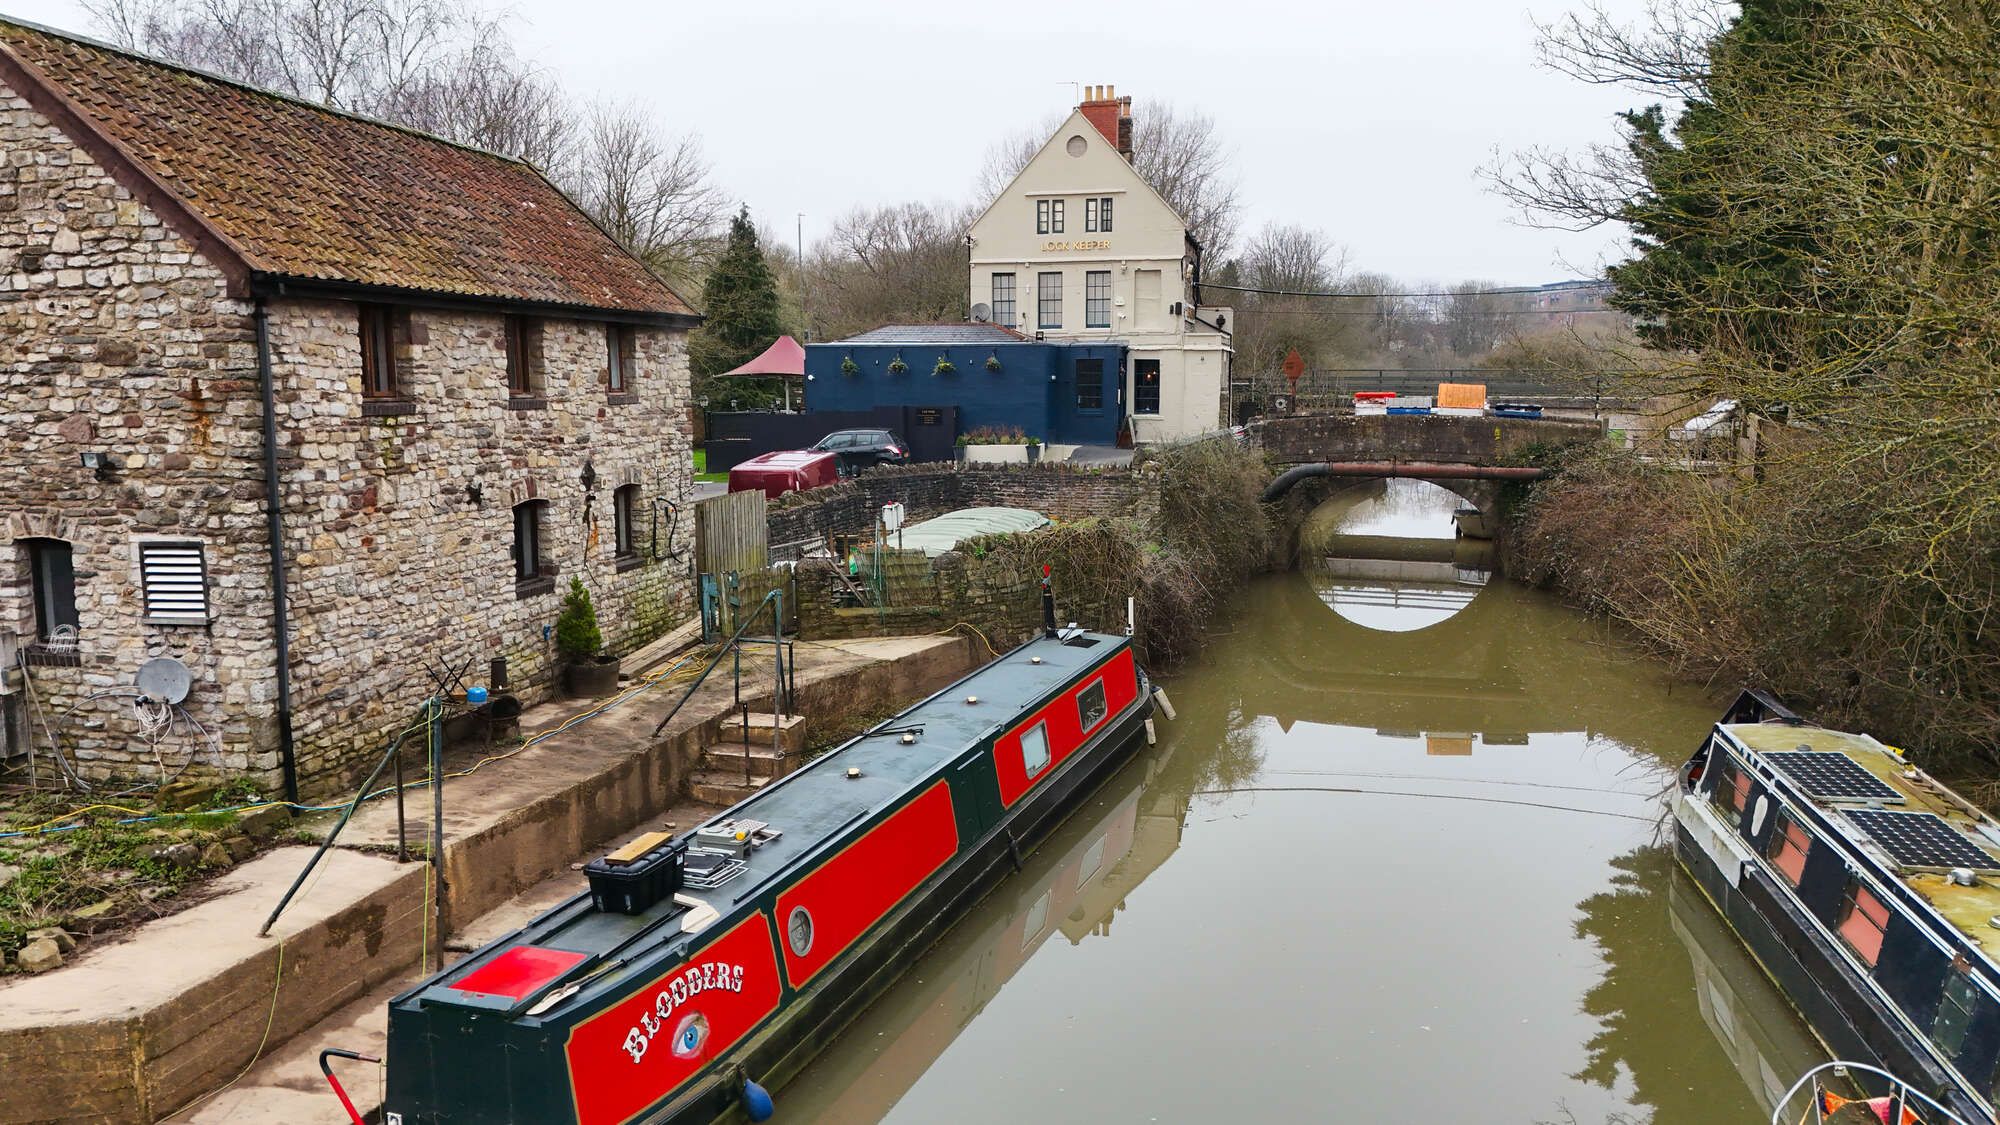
[956, 427, 1044, 465]
[555, 577, 620, 697]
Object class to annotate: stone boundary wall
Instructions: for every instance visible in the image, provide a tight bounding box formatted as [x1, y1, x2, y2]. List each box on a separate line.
[768, 462, 1151, 556]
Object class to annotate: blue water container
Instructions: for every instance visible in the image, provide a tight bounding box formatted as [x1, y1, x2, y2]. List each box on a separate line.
[465, 685, 489, 705]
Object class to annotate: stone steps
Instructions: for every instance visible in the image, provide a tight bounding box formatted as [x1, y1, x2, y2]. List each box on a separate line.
[688, 769, 771, 807]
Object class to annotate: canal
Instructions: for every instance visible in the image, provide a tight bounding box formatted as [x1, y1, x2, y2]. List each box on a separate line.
[782, 480, 1825, 1123]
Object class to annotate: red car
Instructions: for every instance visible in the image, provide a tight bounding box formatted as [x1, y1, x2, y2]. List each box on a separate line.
[727, 450, 839, 499]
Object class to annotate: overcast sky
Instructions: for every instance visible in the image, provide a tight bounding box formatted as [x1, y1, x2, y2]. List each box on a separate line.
[8, 0, 1672, 286]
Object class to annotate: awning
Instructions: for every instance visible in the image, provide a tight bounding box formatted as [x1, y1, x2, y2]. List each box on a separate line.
[717, 335, 806, 378]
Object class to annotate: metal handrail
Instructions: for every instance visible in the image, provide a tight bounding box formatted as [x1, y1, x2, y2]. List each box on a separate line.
[649, 589, 786, 740]
[1770, 1060, 1971, 1125]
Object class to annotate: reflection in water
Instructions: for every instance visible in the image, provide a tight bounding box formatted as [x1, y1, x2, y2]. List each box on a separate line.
[784, 572, 1824, 1123]
[1306, 478, 1492, 632]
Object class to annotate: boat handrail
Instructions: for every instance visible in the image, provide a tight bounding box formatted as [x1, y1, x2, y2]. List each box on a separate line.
[1770, 1060, 1972, 1125]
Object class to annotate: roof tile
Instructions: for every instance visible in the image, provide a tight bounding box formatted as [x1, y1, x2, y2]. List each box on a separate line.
[0, 19, 695, 319]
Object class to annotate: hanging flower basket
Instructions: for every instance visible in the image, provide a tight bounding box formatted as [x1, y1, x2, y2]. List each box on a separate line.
[932, 356, 956, 376]
[985, 353, 1002, 372]
[840, 355, 859, 376]
[887, 354, 908, 375]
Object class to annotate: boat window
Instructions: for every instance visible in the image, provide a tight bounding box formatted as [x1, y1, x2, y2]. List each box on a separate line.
[1933, 971, 1980, 1057]
[1077, 679, 1107, 733]
[1710, 758, 1750, 817]
[1837, 880, 1890, 968]
[1767, 814, 1811, 886]
[1021, 722, 1051, 779]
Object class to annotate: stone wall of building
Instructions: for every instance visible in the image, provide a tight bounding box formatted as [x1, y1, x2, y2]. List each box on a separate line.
[265, 304, 694, 794]
[2, 79, 697, 797]
[1, 78, 280, 785]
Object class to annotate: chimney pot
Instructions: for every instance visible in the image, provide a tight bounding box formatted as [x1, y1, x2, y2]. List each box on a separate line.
[1106, 84, 1115, 100]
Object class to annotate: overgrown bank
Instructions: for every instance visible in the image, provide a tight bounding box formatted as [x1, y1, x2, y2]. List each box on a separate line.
[1513, 447, 2000, 793]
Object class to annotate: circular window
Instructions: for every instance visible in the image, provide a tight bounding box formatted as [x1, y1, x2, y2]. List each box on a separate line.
[787, 906, 814, 957]
[1065, 134, 1087, 157]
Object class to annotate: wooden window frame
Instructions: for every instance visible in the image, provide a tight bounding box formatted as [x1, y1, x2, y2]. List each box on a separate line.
[25, 538, 79, 642]
[1037, 272, 1063, 330]
[1085, 270, 1112, 328]
[1074, 358, 1104, 411]
[513, 500, 551, 594]
[1085, 197, 1098, 232]
[1097, 196, 1113, 233]
[606, 324, 637, 398]
[505, 315, 539, 396]
[613, 484, 639, 561]
[991, 273, 1016, 326]
[1036, 199, 1050, 235]
[359, 304, 400, 398]
[1050, 199, 1064, 234]
[1133, 358, 1162, 415]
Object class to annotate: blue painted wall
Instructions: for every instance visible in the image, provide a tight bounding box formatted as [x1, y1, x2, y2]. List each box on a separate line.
[804, 341, 1126, 446]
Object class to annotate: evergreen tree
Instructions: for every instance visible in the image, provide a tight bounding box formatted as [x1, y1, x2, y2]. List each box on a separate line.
[690, 206, 785, 409]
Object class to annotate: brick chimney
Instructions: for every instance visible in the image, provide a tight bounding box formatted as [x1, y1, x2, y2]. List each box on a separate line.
[1078, 85, 1134, 161]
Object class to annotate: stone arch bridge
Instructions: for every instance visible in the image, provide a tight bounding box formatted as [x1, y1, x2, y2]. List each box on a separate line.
[1247, 412, 1606, 560]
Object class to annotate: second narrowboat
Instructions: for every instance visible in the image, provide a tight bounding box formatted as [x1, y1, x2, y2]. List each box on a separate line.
[1676, 690, 2000, 1123]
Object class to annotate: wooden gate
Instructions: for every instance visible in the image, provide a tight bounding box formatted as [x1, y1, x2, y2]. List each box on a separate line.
[695, 489, 768, 576]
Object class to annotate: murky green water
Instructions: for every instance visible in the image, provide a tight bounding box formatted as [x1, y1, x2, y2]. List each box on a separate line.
[782, 481, 1824, 1124]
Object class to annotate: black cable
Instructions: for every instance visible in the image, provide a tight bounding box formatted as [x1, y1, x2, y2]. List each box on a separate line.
[1204, 280, 1612, 300]
[1193, 784, 1658, 822]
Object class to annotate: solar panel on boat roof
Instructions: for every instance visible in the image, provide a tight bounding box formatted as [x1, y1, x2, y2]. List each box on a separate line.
[1846, 809, 2000, 871]
[1763, 751, 1903, 802]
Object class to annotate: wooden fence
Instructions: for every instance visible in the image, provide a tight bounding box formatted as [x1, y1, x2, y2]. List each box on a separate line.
[695, 489, 768, 576]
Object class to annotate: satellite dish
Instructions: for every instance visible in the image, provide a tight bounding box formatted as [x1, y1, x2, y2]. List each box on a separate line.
[970, 302, 991, 323]
[136, 656, 192, 704]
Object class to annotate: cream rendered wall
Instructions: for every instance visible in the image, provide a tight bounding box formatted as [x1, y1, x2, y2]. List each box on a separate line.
[968, 109, 1230, 440]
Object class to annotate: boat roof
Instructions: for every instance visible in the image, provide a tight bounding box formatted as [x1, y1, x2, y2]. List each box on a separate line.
[735, 450, 833, 470]
[896, 507, 1050, 557]
[1720, 721, 2000, 961]
[417, 629, 1131, 1011]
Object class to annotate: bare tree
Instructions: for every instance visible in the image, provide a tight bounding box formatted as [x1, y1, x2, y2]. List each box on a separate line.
[807, 203, 973, 339]
[565, 102, 729, 286]
[83, 0, 727, 278]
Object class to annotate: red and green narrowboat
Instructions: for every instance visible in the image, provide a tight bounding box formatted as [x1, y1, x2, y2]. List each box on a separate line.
[381, 607, 1153, 1124]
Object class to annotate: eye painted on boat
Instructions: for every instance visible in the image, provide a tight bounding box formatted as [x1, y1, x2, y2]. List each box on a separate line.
[670, 1012, 710, 1060]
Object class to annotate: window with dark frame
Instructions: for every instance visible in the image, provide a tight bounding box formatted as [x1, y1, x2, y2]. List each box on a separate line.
[1085, 197, 1098, 232]
[1074, 358, 1104, 411]
[1050, 199, 1064, 233]
[505, 315, 539, 395]
[1933, 972, 1980, 1056]
[613, 484, 638, 559]
[1085, 196, 1113, 233]
[24, 538, 78, 641]
[606, 325, 636, 393]
[359, 304, 399, 397]
[1098, 196, 1112, 232]
[991, 273, 1016, 326]
[1077, 679, 1107, 732]
[1133, 358, 1161, 414]
[1836, 879, 1890, 968]
[1085, 270, 1111, 328]
[1037, 272, 1063, 329]
[1767, 813, 1811, 885]
[512, 500, 548, 584]
[1036, 199, 1051, 235]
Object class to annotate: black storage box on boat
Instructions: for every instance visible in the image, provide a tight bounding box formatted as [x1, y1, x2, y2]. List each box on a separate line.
[585, 836, 685, 915]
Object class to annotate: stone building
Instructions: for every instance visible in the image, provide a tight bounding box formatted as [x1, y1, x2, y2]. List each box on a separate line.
[966, 85, 1233, 444]
[0, 19, 700, 799]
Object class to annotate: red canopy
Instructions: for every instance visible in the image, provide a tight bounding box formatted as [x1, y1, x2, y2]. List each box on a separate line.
[717, 335, 805, 378]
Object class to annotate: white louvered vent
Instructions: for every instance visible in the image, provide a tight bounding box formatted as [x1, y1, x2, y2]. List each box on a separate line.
[139, 541, 209, 624]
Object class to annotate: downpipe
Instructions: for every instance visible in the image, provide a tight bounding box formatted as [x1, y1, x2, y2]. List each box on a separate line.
[255, 299, 301, 803]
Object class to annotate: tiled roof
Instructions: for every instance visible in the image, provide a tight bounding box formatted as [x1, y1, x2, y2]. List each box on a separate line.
[835, 323, 1032, 344]
[0, 19, 696, 320]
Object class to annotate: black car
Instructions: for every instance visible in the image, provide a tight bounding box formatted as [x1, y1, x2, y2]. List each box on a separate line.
[809, 428, 909, 474]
